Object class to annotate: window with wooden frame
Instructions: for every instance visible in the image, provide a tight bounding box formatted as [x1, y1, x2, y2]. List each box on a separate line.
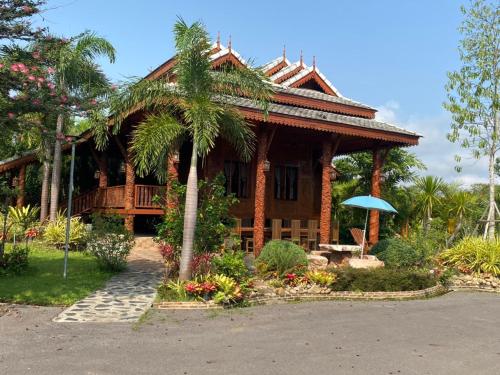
[223, 161, 250, 198]
[274, 165, 298, 201]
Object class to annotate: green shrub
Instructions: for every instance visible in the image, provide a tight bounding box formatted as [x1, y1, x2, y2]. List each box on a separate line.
[8, 205, 40, 238]
[305, 270, 336, 287]
[331, 267, 437, 292]
[157, 174, 238, 254]
[439, 237, 500, 276]
[86, 214, 134, 271]
[371, 238, 420, 268]
[212, 251, 250, 281]
[256, 240, 308, 277]
[43, 214, 88, 248]
[0, 246, 29, 275]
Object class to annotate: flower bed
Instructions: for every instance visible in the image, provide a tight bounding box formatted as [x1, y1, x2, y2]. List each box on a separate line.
[449, 274, 500, 293]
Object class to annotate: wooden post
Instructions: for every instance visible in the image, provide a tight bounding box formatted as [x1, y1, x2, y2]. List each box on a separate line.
[115, 136, 135, 232]
[166, 153, 179, 209]
[98, 154, 108, 189]
[253, 129, 270, 256]
[16, 165, 26, 208]
[369, 148, 384, 246]
[319, 140, 333, 244]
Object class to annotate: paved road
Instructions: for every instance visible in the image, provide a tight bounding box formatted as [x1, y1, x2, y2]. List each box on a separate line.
[1, 292, 499, 375]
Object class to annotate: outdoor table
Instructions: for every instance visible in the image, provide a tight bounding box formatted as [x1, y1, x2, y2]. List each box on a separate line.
[318, 244, 362, 264]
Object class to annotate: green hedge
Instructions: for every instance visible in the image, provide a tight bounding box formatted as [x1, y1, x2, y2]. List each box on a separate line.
[331, 267, 437, 292]
[370, 238, 421, 268]
[256, 240, 308, 277]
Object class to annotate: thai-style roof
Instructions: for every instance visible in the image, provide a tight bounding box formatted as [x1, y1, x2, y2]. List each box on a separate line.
[0, 39, 420, 173]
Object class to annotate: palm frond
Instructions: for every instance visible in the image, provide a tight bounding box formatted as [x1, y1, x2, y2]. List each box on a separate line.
[211, 64, 274, 115]
[218, 105, 256, 161]
[74, 31, 116, 63]
[130, 113, 186, 180]
[109, 77, 184, 133]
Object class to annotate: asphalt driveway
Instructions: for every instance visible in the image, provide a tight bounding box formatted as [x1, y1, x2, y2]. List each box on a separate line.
[1, 292, 499, 375]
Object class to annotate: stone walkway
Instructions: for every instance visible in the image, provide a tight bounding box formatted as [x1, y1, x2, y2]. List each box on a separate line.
[53, 236, 164, 323]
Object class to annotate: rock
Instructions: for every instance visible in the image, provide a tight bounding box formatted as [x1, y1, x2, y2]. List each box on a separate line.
[348, 257, 384, 269]
[276, 287, 286, 297]
[307, 255, 329, 271]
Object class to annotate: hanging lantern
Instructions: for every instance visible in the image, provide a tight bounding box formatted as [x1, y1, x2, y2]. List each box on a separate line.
[263, 159, 271, 172]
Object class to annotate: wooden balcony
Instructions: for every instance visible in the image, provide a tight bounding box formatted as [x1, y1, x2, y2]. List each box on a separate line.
[69, 184, 164, 216]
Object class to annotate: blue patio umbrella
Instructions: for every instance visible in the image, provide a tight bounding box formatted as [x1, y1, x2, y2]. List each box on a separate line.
[341, 195, 397, 252]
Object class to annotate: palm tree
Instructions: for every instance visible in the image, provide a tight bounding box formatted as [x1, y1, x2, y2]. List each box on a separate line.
[46, 32, 115, 222]
[415, 176, 445, 233]
[108, 19, 273, 280]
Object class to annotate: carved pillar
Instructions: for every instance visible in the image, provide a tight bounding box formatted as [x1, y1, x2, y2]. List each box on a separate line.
[319, 140, 333, 244]
[253, 129, 269, 256]
[166, 153, 179, 209]
[98, 154, 108, 189]
[369, 148, 384, 246]
[16, 165, 26, 208]
[115, 136, 135, 233]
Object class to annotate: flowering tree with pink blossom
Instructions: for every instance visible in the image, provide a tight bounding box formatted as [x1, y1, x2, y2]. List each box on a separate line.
[0, 0, 46, 41]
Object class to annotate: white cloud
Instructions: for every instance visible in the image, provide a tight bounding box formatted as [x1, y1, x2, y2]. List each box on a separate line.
[375, 101, 490, 186]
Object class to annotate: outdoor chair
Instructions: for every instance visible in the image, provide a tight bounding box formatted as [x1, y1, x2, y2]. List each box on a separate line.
[349, 227, 368, 254]
[331, 220, 340, 244]
[307, 220, 318, 250]
[272, 219, 282, 240]
[245, 237, 254, 254]
[290, 219, 301, 245]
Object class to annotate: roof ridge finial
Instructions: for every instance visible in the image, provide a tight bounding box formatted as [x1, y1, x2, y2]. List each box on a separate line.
[228, 35, 232, 51]
[300, 50, 303, 66]
[216, 31, 220, 48]
[283, 45, 286, 61]
[313, 55, 316, 70]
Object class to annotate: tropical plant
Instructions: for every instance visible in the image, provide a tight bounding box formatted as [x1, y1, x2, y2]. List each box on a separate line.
[212, 250, 250, 282]
[8, 204, 39, 239]
[211, 274, 244, 305]
[108, 19, 273, 280]
[0, 245, 29, 275]
[444, 0, 500, 240]
[415, 176, 445, 232]
[42, 213, 87, 248]
[44, 32, 115, 222]
[305, 270, 336, 287]
[439, 237, 500, 276]
[256, 240, 308, 277]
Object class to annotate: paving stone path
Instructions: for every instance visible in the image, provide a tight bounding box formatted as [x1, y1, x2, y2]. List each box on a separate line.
[54, 237, 164, 323]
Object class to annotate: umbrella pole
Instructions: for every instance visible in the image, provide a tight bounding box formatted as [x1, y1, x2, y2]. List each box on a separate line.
[361, 209, 369, 258]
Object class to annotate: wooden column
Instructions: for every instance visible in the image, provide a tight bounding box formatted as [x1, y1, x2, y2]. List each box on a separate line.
[319, 140, 333, 244]
[98, 154, 108, 189]
[166, 153, 179, 209]
[253, 129, 271, 256]
[115, 136, 135, 232]
[369, 148, 385, 246]
[16, 165, 26, 208]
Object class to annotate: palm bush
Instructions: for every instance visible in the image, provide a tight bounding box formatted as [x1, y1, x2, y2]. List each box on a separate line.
[439, 237, 500, 276]
[107, 19, 273, 280]
[42, 213, 87, 248]
[370, 238, 421, 268]
[8, 205, 40, 238]
[256, 240, 308, 277]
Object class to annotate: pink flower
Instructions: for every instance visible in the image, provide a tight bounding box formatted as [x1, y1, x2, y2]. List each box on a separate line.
[10, 64, 19, 72]
[32, 99, 41, 106]
[47, 67, 55, 74]
[111, 84, 118, 91]
[47, 82, 55, 89]
[28, 75, 36, 81]
[0, 63, 4, 69]
[60, 95, 68, 103]
[31, 66, 38, 72]
[37, 77, 44, 83]
[89, 98, 97, 105]
[22, 6, 33, 13]
[49, 91, 56, 96]
[32, 51, 41, 59]
[8, 112, 15, 119]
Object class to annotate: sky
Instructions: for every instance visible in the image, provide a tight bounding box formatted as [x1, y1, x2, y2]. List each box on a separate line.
[34, 0, 485, 185]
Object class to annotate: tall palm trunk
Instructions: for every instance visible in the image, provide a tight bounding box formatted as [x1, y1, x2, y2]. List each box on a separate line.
[40, 137, 52, 222]
[487, 145, 496, 240]
[179, 143, 198, 281]
[49, 113, 64, 222]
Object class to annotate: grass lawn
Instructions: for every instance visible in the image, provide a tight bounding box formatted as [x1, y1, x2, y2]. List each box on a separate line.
[0, 243, 116, 306]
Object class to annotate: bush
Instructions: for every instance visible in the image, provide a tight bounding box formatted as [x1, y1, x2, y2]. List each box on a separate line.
[256, 240, 308, 277]
[0, 246, 29, 275]
[331, 267, 437, 292]
[438, 237, 500, 276]
[86, 214, 134, 271]
[157, 174, 238, 254]
[370, 238, 420, 268]
[212, 251, 250, 281]
[43, 214, 88, 248]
